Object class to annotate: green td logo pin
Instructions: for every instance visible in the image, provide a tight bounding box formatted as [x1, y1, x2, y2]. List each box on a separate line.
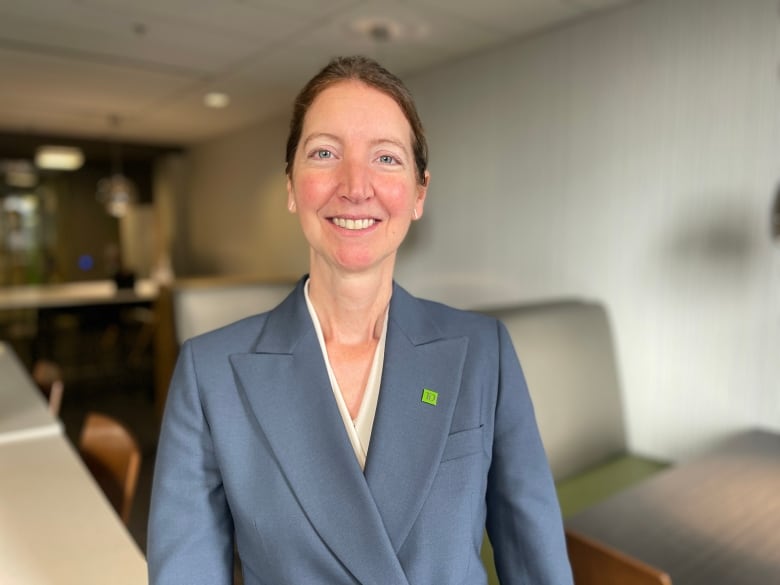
[421, 388, 438, 406]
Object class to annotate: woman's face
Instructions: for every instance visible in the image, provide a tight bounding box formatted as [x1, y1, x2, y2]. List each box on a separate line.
[287, 80, 428, 276]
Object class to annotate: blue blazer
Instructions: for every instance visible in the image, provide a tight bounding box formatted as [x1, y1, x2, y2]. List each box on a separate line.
[148, 279, 572, 585]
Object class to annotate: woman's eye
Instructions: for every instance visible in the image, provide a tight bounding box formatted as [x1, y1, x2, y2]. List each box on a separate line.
[378, 155, 397, 165]
[315, 150, 332, 159]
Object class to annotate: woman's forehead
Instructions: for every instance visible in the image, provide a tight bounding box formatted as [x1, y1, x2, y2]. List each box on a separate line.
[301, 81, 412, 142]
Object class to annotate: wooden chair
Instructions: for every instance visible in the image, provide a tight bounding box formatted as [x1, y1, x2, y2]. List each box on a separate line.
[78, 412, 142, 525]
[31, 359, 64, 417]
[566, 529, 672, 585]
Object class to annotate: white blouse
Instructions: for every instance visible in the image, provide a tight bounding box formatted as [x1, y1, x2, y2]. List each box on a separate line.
[304, 279, 388, 470]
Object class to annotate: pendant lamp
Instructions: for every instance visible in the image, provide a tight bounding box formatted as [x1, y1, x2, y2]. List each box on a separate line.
[96, 115, 138, 218]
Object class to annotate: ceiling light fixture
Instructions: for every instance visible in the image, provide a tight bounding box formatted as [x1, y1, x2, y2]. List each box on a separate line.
[34, 145, 84, 171]
[96, 115, 138, 218]
[97, 173, 138, 218]
[204, 92, 230, 109]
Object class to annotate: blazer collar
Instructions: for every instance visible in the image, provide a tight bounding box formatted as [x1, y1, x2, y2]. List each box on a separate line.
[365, 285, 469, 551]
[251, 277, 313, 354]
[249, 278, 448, 353]
[232, 278, 468, 581]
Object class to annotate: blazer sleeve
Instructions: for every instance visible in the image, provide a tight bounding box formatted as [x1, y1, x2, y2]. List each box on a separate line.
[147, 340, 234, 585]
[485, 321, 573, 584]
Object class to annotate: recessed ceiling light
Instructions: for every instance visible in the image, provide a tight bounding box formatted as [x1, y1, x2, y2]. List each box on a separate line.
[347, 17, 428, 42]
[349, 18, 403, 42]
[34, 146, 84, 171]
[204, 92, 230, 109]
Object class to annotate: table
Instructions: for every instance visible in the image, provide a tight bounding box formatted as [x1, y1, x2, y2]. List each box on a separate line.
[0, 279, 158, 311]
[0, 435, 148, 584]
[0, 341, 61, 444]
[0, 341, 148, 584]
[566, 430, 780, 584]
[0, 280, 159, 368]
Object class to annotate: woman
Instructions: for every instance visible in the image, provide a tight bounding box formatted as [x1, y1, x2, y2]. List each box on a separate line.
[149, 56, 572, 585]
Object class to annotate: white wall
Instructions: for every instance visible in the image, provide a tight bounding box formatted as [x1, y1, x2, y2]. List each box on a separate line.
[179, 116, 309, 279]
[176, 0, 779, 461]
[119, 204, 156, 277]
[400, 0, 780, 459]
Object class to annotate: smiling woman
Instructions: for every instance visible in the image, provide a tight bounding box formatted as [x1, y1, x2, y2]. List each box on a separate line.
[287, 80, 427, 280]
[148, 56, 573, 585]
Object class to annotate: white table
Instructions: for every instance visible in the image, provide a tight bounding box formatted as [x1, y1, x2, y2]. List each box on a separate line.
[0, 434, 148, 584]
[0, 341, 147, 584]
[0, 341, 61, 444]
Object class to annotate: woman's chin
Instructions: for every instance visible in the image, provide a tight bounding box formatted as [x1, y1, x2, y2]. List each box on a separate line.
[331, 251, 396, 275]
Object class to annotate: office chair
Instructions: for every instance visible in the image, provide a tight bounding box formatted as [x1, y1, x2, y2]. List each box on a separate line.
[78, 412, 142, 525]
[566, 528, 672, 585]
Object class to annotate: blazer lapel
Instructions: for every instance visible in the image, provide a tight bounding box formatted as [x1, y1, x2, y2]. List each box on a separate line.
[364, 284, 468, 552]
[229, 282, 409, 585]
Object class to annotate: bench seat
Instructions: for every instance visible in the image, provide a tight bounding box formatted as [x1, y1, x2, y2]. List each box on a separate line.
[556, 454, 668, 518]
[478, 300, 669, 583]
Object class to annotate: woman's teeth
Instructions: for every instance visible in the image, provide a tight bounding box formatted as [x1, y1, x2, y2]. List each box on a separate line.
[332, 218, 375, 230]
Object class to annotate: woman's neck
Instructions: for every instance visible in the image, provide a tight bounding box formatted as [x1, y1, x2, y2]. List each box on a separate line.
[307, 263, 393, 346]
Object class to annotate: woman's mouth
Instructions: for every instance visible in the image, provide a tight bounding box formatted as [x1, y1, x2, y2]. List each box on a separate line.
[330, 217, 376, 230]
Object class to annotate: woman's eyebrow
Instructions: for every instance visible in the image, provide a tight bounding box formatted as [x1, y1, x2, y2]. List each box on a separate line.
[302, 133, 410, 157]
[302, 133, 341, 149]
[370, 138, 410, 156]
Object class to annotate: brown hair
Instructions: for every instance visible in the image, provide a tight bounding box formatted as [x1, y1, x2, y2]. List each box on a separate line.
[285, 55, 428, 185]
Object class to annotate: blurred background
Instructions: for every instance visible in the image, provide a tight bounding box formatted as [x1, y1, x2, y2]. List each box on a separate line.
[1, 0, 778, 556]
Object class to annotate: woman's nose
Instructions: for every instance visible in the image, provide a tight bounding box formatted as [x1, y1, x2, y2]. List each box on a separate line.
[339, 157, 372, 201]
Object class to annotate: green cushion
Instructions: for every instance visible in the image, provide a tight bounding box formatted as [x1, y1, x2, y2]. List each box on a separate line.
[481, 536, 498, 585]
[556, 454, 669, 518]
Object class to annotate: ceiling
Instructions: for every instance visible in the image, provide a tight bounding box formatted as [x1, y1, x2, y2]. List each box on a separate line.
[0, 0, 635, 147]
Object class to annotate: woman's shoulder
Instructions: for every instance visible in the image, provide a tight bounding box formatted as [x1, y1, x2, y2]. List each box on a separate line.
[184, 280, 303, 353]
[394, 284, 500, 340]
[185, 312, 271, 354]
[417, 297, 495, 327]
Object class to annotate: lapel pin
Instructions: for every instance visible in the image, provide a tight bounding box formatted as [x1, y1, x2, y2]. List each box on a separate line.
[421, 388, 438, 406]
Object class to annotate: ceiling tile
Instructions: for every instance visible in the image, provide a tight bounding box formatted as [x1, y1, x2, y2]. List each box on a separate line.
[0, 0, 326, 72]
[415, 0, 581, 36]
[565, 0, 634, 10]
[0, 0, 641, 144]
[226, 0, 511, 84]
[0, 48, 193, 137]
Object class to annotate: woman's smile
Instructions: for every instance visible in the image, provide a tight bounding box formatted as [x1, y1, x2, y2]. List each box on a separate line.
[329, 216, 378, 231]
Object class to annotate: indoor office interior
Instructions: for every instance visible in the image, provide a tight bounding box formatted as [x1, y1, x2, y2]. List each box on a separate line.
[1, 0, 779, 584]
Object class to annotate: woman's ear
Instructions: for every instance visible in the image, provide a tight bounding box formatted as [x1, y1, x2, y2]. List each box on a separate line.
[286, 177, 296, 213]
[413, 171, 430, 220]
